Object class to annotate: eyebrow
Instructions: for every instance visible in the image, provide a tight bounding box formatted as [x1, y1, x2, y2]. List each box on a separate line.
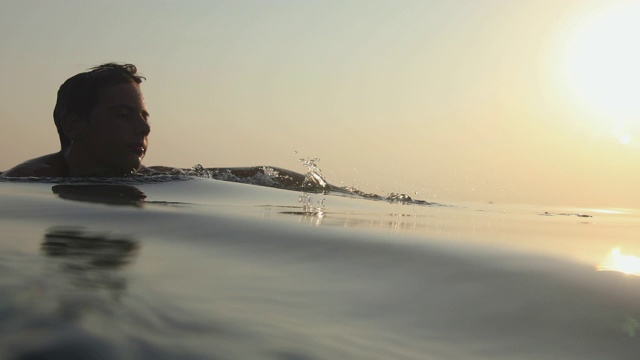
[109, 104, 150, 119]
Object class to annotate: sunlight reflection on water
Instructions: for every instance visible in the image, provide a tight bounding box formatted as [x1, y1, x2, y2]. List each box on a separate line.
[598, 247, 640, 276]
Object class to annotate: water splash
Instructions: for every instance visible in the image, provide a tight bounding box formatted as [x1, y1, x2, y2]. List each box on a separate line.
[297, 156, 327, 216]
[187, 164, 215, 178]
[299, 157, 329, 189]
[184, 164, 292, 189]
[2, 160, 448, 208]
[386, 192, 415, 205]
[298, 193, 325, 217]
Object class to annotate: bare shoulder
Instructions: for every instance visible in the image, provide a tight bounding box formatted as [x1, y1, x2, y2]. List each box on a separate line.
[0, 153, 68, 178]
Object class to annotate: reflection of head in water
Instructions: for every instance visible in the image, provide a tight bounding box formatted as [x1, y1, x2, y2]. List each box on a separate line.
[42, 226, 139, 297]
[52, 184, 146, 206]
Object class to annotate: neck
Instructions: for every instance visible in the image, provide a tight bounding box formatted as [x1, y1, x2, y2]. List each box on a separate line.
[63, 146, 137, 177]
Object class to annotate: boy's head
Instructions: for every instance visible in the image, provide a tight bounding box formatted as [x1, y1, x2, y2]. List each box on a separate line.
[53, 63, 145, 149]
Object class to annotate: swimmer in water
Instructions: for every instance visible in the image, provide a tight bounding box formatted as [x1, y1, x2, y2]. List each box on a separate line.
[0, 63, 321, 189]
[1, 63, 151, 177]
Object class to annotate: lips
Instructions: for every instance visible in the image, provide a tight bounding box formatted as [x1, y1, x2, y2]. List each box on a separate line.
[128, 143, 146, 156]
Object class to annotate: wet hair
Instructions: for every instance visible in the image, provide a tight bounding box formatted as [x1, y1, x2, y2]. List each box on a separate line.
[53, 63, 145, 149]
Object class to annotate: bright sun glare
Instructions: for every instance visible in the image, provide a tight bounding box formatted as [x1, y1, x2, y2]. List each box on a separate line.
[563, 2, 640, 144]
[598, 247, 640, 276]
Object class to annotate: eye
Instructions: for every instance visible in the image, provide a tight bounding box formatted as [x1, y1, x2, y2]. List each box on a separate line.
[112, 109, 128, 116]
[112, 109, 133, 119]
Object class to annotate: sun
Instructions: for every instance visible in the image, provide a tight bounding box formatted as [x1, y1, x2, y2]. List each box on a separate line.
[619, 133, 631, 145]
[562, 1, 640, 142]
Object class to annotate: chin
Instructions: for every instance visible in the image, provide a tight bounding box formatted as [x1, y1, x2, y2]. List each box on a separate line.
[120, 157, 143, 173]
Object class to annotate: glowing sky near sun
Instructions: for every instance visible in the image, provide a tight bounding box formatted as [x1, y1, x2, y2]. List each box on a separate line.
[0, 0, 638, 207]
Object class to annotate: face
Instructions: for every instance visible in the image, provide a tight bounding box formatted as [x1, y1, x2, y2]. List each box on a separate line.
[80, 82, 151, 174]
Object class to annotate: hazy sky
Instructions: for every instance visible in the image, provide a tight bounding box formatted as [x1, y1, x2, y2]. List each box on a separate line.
[1, 0, 639, 208]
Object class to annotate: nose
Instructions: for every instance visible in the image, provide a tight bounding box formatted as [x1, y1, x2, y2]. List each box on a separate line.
[135, 114, 151, 136]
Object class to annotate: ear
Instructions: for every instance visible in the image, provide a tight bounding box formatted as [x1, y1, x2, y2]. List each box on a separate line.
[60, 114, 86, 141]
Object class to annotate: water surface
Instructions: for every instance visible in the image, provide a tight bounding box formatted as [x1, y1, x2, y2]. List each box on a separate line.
[1, 175, 640, 359]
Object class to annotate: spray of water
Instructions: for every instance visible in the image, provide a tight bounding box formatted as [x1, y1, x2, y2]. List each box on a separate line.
[298, 157, 329, 189]
[136, 159, 443, 208]
[297, 156, 327, 216]
[187, 164, 214, 178]
[298, 193, 325, 217]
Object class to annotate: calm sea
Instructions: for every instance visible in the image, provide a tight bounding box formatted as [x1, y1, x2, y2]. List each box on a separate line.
[1, 169, 640, 359]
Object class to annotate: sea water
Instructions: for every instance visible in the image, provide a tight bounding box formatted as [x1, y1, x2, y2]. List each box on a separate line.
[1, 168, 640, 359]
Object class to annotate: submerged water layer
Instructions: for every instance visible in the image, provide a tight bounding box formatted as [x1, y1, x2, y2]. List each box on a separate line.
[1, 177, 640, 359]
